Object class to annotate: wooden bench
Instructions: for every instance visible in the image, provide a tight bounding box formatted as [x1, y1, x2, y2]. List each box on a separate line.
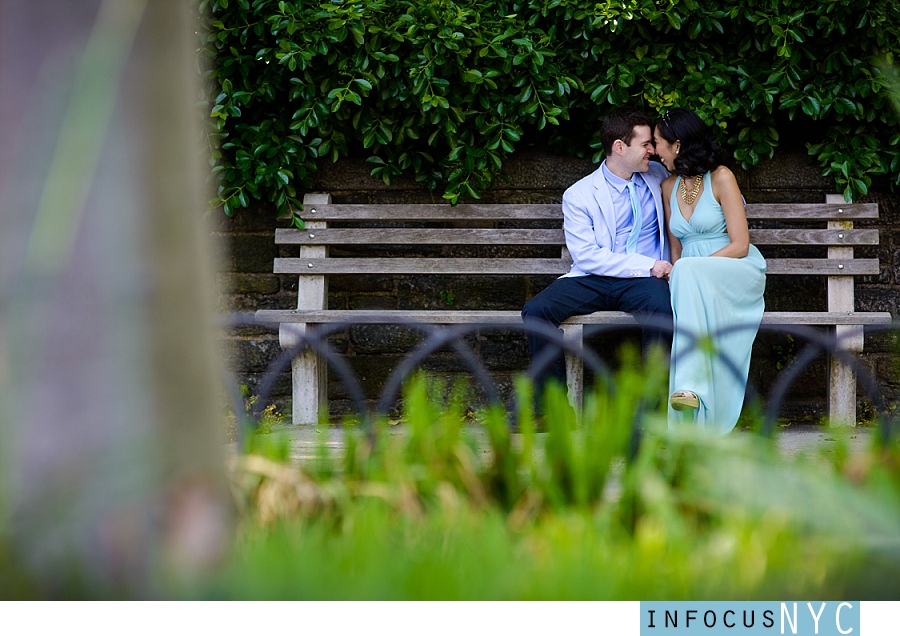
[255, 192, 891, 425]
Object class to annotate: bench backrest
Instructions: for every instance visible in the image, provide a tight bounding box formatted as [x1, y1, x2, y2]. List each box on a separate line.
[276, 197, 879, 280]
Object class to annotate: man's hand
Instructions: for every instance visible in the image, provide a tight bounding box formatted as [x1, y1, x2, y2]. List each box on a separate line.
[651, 260, 673, 280]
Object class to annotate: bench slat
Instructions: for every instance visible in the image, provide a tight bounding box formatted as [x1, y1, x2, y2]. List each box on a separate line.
[275, 257, 567, 275]
[750, 229, 877, 245]
[300, 203, 561, 221]
[276, 227, 878, 247]
[745, 203, 878, 220]
[297, 202, 878, 222]
[276, 228, 564, 245]
[274, 257, 880, 276]
[765, 259, 880, 275]
[256, 309, 892, 326]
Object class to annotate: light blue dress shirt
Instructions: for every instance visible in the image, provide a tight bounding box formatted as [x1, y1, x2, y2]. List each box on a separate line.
[601, 163, 661, 258]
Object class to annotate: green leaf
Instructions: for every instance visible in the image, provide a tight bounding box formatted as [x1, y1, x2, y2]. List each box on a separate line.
[203, 0, 896, 220]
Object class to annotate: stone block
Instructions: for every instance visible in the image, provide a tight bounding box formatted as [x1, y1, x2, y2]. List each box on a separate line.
[326, 335, 350, 354]
[755, 357, 828, 400]
[479, 336, 530, 371]
[223, 291, 298, 312]
[349, 295, 397, 310]
[220, 273, 280, 294]
[474, 191, 563, 204]
[891, 248, 900, 286]
[492, 151, 596, 191]
[419, 352, 475, 374]
[227, 235, 277, 273]
[223, 322, 280, 339]
[332, 354, 404, 399]
[752, 330, 828, 397]
[325, 397, 379, 419]
[326, 293, 349, 310]
[231, 371, 293, 406]
[222, 336, 282, 374]
[863, 330, 899, 354]
[419, 373, 518, 411]
[874, 355, 900, 389]
[350, 324, 426, 354]
[206, 204, 281, 233]
[479, 244, 561, 259]
[855, 288, 897, 315]
[398, 275, 527, 310]
[763, 276, 826, 312]
[312, 157, 420, 191]
[279, 274, 299, 292]
[848, 243, 891, 285]
[330, 244, 444, 258]
[731, 162, 750, 191]
[330, 273, 394, 293]
[311, 151, 596, 194]
[748, 151, 832, 190]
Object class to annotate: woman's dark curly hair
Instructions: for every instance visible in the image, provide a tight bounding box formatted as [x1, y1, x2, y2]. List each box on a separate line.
[654, 107, 725, 177]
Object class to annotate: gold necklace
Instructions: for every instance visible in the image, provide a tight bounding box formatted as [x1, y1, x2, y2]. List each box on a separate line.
[680, 175, 702, 205]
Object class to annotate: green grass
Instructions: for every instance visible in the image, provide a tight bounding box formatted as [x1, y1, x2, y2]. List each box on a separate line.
[198, 359, 900, 600]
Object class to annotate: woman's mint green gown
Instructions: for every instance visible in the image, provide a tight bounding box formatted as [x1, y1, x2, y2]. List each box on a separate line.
[668, 172, 767, 434]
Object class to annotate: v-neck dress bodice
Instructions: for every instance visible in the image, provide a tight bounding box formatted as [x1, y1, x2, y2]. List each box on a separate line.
[668, 172, 767, 434]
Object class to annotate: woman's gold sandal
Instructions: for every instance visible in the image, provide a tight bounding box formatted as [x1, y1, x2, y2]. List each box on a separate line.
[670, 391, 700, 411]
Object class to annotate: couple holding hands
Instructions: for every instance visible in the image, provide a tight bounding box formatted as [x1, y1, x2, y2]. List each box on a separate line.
[522, 107, 767, 435]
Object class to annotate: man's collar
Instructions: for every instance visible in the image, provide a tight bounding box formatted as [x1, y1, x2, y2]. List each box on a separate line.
[601, 162, 643, 193]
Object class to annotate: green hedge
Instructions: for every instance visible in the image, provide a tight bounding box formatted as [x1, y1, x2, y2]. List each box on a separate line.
[198, 0, 900, 222]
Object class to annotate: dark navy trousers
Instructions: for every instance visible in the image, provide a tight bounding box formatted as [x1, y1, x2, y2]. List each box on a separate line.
[521, 274, 673, 397]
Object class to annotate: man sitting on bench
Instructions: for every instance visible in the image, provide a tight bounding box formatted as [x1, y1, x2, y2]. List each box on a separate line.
[521, 107, 674, 403]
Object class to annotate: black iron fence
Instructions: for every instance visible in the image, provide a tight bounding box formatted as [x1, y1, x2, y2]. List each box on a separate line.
[222, 313, 899, 448]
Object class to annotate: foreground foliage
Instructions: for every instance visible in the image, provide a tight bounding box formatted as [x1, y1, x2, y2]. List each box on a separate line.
[198, 0, 900, 222]
[206, 365, 900, 600]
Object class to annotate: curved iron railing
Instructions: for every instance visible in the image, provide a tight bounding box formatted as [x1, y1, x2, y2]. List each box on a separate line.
[221, 312, 899, 448]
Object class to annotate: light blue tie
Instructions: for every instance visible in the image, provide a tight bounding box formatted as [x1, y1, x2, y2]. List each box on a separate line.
[625, 178, 642, 254]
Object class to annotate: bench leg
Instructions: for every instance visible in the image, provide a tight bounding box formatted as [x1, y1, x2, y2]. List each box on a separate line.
[828, 325, 864, 427]
[280, 324, 327, 426]
[561, 323, 583, 412]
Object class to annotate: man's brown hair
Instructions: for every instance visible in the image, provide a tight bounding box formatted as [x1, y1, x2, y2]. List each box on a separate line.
[599, 107, 653, 156]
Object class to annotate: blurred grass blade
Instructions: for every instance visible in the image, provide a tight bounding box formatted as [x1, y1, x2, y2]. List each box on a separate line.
[24, 0, 147, 277]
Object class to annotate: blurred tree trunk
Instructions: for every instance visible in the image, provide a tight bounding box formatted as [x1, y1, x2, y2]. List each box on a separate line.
[0, 0, 230, 596]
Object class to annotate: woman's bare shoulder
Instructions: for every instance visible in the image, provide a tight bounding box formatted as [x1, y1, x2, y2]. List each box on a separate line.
[710, 165, 738, 186]
[661, 174, 678, 192]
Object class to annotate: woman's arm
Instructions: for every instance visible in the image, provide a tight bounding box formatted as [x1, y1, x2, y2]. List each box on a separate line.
[661, 176, 682, 263]
[709, 166, 750, 258]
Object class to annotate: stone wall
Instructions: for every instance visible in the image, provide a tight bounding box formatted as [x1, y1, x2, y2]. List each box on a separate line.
[213, 148, 900, 421]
